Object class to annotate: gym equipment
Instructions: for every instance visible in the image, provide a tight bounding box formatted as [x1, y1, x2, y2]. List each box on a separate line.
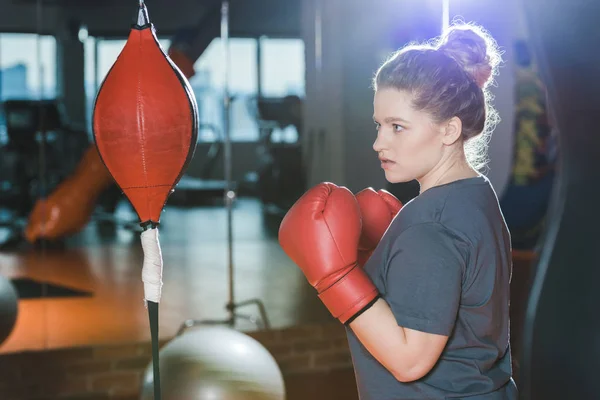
[0, 276, 18, 346]
[520, 0, 600, 398]
[92, 2, 198, 399]
[253, 96, 306, 218]
[23, 146, 116, 243]
[0, 99, 89, 247]
[499, 41, 557, 250]
[169, 123, 228, 207]
[140, 325, 285, 400]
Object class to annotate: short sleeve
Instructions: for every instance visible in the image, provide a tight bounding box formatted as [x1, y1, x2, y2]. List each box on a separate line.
[384, 222, 466, 336]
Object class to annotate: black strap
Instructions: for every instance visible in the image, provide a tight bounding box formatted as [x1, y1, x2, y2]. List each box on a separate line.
[344, 294, 381, 326]
[148, 301, 161, 399]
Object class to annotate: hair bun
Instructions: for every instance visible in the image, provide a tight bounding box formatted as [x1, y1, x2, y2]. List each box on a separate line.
[438, 24, 501, 89]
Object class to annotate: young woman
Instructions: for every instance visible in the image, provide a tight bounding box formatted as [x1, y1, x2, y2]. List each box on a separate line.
[346, 23, 516, 399]
[279, 22, 517, 399]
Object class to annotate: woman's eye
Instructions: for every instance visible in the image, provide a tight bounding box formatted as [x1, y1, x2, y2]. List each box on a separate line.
[393, 124, 404, 132]
[374, 122, 381, 130]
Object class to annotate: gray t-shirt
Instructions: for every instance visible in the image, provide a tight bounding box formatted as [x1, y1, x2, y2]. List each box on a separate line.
[347, 176, 518, 399]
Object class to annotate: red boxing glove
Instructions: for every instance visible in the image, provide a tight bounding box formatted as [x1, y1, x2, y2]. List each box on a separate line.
[356, 188, 403, 267]
[279, 183, 379, 324]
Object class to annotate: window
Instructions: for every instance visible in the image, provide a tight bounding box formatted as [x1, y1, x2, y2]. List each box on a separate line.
[259, 37, 305, 98]
[0, 33, 57, 100]
[85, 37, 259, 142]
[258, 37, 305, 143]
[189, 37, 258, 142]
[83, 36, 306, 143]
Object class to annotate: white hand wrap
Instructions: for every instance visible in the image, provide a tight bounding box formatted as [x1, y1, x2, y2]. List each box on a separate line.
[141, 227, 163, 304]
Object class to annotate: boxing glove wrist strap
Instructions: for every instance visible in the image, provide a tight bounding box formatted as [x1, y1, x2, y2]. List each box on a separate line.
[343, 295, 381, 325]
[317, 265, 380, 324]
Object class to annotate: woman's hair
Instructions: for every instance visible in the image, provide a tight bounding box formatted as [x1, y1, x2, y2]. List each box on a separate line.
[373, 22, 502, 171]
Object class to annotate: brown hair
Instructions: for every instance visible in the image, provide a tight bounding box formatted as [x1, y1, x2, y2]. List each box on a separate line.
[373, 22, 502, 171]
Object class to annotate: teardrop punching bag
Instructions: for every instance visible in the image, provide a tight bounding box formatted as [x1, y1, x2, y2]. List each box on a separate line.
[92, 2, 198, 399]
[520, 0, 600, 398]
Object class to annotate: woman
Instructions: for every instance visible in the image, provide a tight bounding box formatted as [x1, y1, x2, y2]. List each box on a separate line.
[279, 22, 517, 399]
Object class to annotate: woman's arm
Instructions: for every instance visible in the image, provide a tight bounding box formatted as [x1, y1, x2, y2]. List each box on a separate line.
[349, 298, 449, 382]
[348, 222, 465, 382]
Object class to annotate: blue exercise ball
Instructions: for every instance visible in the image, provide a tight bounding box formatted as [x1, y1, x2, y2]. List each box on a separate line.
[140, 325, 286, 400]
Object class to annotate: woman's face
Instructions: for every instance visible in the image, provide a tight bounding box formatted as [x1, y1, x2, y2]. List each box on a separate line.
[372, 88, 446, 184]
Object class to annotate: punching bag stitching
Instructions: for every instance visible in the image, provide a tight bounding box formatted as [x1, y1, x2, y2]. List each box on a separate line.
[136, 30, 150, 217]
[121, 184, 175, 189]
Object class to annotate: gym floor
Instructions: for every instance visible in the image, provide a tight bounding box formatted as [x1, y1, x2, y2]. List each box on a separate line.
[0, 198, 332, 354]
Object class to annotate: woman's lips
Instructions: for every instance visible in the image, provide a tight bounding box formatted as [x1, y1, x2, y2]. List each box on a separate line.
[379, 156, 395, 169]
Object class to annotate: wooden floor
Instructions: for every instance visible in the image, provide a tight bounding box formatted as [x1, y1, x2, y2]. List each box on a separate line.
[0, 198, 332, 354]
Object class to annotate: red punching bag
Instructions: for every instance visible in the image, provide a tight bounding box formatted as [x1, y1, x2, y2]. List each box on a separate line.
[92, 2, 198, 399]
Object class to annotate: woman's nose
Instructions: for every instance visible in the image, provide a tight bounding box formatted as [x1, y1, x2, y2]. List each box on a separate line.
[373, 131, 384, 153]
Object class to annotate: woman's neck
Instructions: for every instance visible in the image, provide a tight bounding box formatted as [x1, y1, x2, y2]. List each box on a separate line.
[418, 154, 478, 193]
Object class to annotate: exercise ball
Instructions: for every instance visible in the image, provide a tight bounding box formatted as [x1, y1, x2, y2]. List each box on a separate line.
[140, 325, 286, 400]
[0, 276, 19, 346]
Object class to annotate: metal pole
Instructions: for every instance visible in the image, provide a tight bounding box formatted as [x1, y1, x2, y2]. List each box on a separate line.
[174, 0, 271, 334]
[94, 39, 99, 95]
[221, 0, 235, 325]
[442, 0, 450, 33]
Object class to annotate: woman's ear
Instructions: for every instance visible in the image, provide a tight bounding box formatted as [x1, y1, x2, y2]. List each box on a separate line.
[441, 116, 463, 145]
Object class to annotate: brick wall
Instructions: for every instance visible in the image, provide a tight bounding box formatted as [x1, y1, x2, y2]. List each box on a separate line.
[0, 322, 357, 400]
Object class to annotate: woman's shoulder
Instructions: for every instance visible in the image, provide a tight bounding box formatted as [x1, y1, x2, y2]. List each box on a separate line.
[391, 176, 501, 244]
[396, 177, 488, 219]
